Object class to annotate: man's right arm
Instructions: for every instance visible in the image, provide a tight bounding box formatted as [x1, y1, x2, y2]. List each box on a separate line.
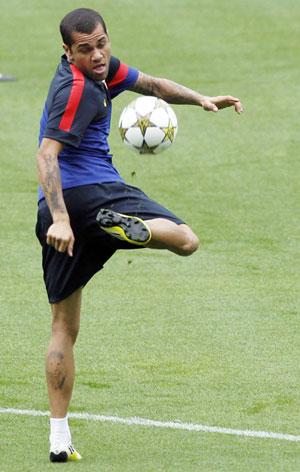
[37, 138, 74, 257]
[130, 72, 243, 113]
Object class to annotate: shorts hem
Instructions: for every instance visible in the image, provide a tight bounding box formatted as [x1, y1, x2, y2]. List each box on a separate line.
[47, 266, 103, 304]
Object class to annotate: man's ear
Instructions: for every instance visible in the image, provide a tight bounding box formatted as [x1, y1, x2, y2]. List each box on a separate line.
[63, 43, 72, 62]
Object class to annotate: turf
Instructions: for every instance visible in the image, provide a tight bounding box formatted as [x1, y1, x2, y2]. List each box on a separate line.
[1, 0, 300, 470]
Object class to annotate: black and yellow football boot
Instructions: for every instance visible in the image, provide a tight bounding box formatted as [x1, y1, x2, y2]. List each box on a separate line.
[96, 209, 151, 246]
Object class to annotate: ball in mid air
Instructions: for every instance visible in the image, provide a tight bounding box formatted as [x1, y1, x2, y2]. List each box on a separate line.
[119, 96, 178, 154]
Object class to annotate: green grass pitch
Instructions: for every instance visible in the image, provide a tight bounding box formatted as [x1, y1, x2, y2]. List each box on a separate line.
[1, 0, 300, 470]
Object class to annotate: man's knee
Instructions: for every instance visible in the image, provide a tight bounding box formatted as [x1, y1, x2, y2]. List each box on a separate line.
[50, 290, 81, 344]
[52, 321, 79, 344]
[180, 235, 200, 256]
[51, 318, 80, 344]
[177, 226, 200, 256]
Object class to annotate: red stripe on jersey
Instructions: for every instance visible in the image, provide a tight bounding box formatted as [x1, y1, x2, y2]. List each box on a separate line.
[107, 63, 129, 89]
[59, 64, 85, 132]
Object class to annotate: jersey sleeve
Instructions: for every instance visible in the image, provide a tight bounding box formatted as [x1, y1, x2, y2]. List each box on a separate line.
[106, 56, 139, 99]
[42, 65, 101, 148]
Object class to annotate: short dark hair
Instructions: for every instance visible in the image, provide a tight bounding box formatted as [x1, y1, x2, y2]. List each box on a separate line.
[60, 8, 107, 47]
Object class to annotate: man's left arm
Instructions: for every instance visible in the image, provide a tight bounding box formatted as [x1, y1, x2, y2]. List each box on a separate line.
[129, 72, 243, 113]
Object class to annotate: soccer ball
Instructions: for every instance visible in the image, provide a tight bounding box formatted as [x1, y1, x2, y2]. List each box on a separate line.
[119, 96, 178, 154]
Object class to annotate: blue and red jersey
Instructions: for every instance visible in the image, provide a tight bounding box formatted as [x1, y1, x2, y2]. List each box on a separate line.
[38, 55, 138, 201]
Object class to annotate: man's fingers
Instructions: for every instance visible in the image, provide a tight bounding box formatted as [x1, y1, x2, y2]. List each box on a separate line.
[225, 96, 244, 113]
[67, 237, 74, 257]
[50, 237, 73, 255]
[57, 239, 68, 253]
[48, 237, 67, 252]
[46, 227, 74, 257]
[234, 100, 244, 114]
[46, 234, 54, 247]
[207, 95, 244, 113]
[203, 101, 218, 112]
[208, 103, 219, 112]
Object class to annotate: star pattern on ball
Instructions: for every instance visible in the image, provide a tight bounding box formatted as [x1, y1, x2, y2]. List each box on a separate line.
[119, 127, 127, 141]
[162, 121, 177, 142]
[137, 117, 151, 136]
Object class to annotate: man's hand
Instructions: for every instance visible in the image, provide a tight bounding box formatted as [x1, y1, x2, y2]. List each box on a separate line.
[200, 95, 243, 113]
[46, 220, 75, 257]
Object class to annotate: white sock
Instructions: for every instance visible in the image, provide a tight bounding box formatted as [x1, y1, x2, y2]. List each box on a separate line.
[50, 416, 72, 451]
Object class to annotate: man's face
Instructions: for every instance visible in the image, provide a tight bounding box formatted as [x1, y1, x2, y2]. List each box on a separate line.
[64, 22, 111, 81]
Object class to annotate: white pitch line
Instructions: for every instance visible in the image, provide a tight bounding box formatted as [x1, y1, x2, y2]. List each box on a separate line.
[0, 407, 299, 443]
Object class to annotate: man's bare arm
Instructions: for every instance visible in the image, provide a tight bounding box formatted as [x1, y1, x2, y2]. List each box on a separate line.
[130, 72, 243, 113]
[37, 139, 67, 218]
[36, 138, 74, 256]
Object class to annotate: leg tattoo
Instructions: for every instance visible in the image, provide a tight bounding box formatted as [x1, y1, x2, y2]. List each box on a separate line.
[47, 351, 67, 391]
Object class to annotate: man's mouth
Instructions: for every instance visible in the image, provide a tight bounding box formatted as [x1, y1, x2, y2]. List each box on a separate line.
[93, 64, 106, 74]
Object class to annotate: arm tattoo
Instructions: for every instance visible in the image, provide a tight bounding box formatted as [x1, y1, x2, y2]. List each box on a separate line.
[130, 72, 203, 106]
[130, 72, 156, 96]
[37, 150, 67, 217]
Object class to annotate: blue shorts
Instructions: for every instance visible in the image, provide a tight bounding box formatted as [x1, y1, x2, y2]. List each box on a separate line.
[35, 182, 184, 303]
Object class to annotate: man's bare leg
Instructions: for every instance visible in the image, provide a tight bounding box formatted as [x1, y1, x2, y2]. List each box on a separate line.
[97, 210, 199, 255]
[46, 288, 82, 461]
[146, 219, 199, 256]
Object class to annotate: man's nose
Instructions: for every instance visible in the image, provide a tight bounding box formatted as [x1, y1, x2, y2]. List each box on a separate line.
[92, 48, 103, 61]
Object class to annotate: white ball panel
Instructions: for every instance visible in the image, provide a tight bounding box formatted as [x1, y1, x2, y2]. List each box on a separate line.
[153, 139, 172, 154]
[135, 96, 157, 116]
[125, 127, 144, 147]
[150, 108, 169, 127]
[144, 127, 165, 147]
[119, 107, 138, 128]
[155, 98, 169, 109]
[167, 106, 178, 127]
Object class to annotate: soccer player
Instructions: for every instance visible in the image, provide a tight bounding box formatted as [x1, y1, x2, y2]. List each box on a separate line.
[35, 8, 243, 462]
